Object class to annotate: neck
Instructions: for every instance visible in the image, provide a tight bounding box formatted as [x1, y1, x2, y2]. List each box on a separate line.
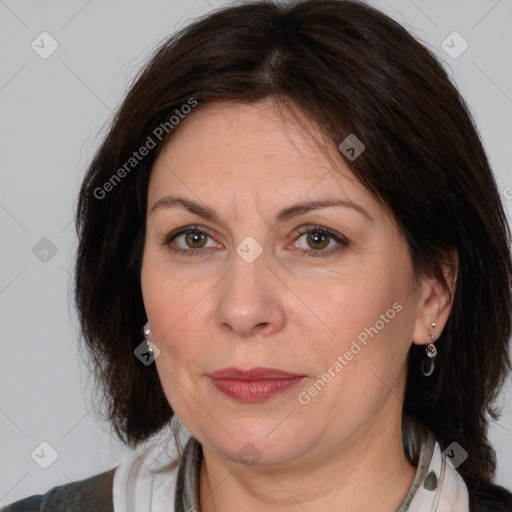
[198, 404, 416, 512]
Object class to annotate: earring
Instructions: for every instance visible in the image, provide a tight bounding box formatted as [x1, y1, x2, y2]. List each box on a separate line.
[143, 322, 154, 352]
[421, 321, 437, 377]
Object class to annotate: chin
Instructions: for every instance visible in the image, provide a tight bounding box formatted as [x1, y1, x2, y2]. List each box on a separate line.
[201, 420, 311, 467]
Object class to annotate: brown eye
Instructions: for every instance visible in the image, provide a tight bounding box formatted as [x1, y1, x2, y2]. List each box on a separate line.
[305, 231, 330, 250]
[184, 230, 208, 249]
[295, 226, 349, 258]
[162, 226, 219, 256]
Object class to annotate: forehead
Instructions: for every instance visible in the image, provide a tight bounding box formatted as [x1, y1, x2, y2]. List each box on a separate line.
[148, 100, 378, 219]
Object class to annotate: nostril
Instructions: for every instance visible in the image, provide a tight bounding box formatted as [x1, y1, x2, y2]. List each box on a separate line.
[254, 322, 271, 336]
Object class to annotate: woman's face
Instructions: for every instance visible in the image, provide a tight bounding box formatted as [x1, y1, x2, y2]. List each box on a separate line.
[141, 100, 432, 467]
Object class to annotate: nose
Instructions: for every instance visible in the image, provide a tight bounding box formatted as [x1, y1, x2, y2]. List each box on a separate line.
[214, 248, 287, 339]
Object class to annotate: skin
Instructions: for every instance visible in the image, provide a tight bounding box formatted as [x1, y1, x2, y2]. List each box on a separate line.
[140, 99, 457, 512]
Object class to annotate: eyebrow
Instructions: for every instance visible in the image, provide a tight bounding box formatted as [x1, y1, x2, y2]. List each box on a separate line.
[150, 196, 373, 224]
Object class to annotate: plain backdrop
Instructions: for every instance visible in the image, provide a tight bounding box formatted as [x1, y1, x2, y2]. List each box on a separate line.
[1, 0, 511, 506]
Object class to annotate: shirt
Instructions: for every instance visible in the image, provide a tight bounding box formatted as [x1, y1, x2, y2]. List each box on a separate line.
[112, 426, 470, 512]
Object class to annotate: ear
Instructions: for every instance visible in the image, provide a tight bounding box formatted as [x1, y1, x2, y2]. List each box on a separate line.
[411, 247, 458, 346]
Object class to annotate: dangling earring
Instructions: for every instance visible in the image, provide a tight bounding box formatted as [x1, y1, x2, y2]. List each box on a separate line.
[421, 321, 437, 377]
[143, 322, 154, 352]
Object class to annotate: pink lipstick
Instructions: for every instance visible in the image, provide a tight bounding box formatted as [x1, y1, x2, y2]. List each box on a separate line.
[208, 367, 305, 402]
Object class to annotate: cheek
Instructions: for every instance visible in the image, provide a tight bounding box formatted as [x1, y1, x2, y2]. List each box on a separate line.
[320, 273, 401, 344]
[141, 272, 215, 386]
[142, 247, 199, 336]
[309, 273, 411, 399]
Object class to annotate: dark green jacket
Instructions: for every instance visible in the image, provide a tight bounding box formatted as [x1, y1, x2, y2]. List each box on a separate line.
[0, 467, 116, 512]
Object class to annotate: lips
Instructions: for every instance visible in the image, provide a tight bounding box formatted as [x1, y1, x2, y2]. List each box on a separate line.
[208, 367, 304, 380]
[208, 367, 306, 402]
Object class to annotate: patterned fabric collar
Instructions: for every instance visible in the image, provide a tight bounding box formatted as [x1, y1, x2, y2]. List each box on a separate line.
[174, 429, 469, 512]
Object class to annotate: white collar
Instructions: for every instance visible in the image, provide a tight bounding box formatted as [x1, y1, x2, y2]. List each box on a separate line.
[406, 441, 470, 512]
[112, 429, 182, 512]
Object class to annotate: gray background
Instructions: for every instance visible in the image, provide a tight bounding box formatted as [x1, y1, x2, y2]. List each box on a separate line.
[1, 0, 511, 505]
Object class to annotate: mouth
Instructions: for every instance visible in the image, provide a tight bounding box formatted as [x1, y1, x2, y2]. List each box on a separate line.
[207, 367, 306, 403]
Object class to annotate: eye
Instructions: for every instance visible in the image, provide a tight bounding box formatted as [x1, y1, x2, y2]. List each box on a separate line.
[161, 225, 349, 258]
[294, 226, 349, 258]
[162, 225, 219, 256]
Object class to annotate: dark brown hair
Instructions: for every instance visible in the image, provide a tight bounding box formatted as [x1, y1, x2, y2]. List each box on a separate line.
[73, 0, 512, 506]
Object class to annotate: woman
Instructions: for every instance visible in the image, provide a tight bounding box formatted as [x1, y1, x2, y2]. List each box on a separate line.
[3, 0, 511, 511]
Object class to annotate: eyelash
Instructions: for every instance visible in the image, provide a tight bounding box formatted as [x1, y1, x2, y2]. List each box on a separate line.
[162, 225, 349, 259]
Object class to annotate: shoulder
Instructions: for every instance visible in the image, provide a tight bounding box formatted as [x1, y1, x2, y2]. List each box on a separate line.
[0, 467, 117, 512]
[468, 480, 512, 512]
